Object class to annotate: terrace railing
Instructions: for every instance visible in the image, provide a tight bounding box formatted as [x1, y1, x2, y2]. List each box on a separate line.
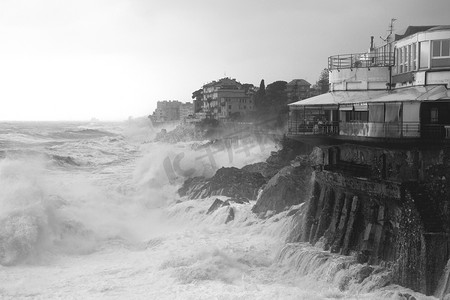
[328, 51, 395, 70]
[288, 121, 339, 136]
[288, 120, 450, 140]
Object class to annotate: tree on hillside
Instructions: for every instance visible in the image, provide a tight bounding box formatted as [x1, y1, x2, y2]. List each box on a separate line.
[254, 79, 266, 111]
[265, 81, 288, 127]
[241, 83, 254, 93]
[192, 88, 203, 101]
[253, 80, 288, 128]
[317, 68, 329, 94]
[259, 79, 266, 97]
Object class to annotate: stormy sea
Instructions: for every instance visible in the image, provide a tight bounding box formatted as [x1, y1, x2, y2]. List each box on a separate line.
[0, 120, 436, 299]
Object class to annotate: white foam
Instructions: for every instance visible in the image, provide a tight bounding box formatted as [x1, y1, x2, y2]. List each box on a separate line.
[0, 122, 438, 299]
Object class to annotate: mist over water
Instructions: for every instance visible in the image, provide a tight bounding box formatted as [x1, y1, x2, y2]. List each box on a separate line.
[0, 120, 434, 299]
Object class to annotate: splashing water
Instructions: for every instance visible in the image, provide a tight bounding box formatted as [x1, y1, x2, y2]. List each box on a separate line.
[0, 121, 437, 299]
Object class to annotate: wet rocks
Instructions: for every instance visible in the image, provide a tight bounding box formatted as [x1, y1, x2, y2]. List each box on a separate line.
[241, 162, 279, 178]
[155, 124, 204, 143]
[225, 207, 235, 224]
[178, 167, 266, 200]
[206, 198, 225, 214]
[205, 198, 236, 224]
[252, 163, 313, 215]
[177, 177, 208, 199]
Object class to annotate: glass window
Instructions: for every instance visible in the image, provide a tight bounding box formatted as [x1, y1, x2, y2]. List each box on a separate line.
[407, 45, 411, 72]
[433, 40, 441, 57]
[443, 40, 450, 56]
[419, 41, 430, 69]
[432, 39, 450, 58]
[412, 43, 416, 70]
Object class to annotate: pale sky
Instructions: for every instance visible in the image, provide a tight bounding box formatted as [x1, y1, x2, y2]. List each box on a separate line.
[0, 0, 449, 121]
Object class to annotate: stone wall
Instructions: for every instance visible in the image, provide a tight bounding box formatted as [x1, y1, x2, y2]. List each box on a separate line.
[297, 144, 450, 296]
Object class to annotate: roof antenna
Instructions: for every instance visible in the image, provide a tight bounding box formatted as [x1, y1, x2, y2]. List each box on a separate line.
[380, 18, 397, 43]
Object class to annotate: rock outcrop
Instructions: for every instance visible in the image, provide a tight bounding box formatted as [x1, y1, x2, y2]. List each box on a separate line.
[155, 123, 203, 143]
[293, 143, 450, 296]
[252, 156, 314, 215]
[178, 167, 266, 200]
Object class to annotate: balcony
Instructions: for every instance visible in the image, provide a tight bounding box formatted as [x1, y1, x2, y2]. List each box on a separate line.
[328, 52, 394, 91]
[288, 121, 339, 136]
[288, 121, 450, 141]
[328, 52, 395, 70]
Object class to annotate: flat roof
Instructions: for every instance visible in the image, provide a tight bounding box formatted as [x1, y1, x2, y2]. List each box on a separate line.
[288, 86, 450, 109]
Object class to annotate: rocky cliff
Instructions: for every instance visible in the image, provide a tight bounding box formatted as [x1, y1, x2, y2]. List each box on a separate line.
[291, 144, 450, 297]
[177, 138, 450, 297]
[178, 167, 266, 200]
[251, 158, 313, 216]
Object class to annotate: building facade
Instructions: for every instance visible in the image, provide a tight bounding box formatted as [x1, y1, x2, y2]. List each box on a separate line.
[286, 25, 450, 297]
[179, 102, 194, 121]
[202, 78, 256, 119]
[288, 25, 450, 141]
[150, 100, 194, 123]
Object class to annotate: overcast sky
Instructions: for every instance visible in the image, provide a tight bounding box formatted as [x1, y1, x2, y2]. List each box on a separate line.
[0, 0, 449, 121]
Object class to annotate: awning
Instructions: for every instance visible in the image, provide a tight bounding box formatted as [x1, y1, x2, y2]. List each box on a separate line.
[289, 90, 388, 108]
[339, 105, 353, 111]
[288, 86, 450, 109]
[354, 103, 368, 111]
[369, 85, 450, 102]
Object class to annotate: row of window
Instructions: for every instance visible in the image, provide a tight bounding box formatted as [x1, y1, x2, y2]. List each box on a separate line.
[396, 39, 450, 74]
[227, 105, 253, 110]
[223, 98, 252, 103]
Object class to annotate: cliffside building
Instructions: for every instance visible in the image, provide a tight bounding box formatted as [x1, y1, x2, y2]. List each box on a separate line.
[180, 102, 194, 121]
[150, 100, 193, 123]
[286, 25, 450, 297]
[202, 78, 256, 119]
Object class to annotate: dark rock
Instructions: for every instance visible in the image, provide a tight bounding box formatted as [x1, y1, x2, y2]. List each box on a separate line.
[241, 162, 282, 178]
[224, 197, 250, 205]
[398, 293, 416, 300]
[225, 207, 235, 224]
[154, 123, 205, 143]
[206, 198, 224, 214]
[178, 177, 208, 198]
[178, 167, 266, 200]
[354, 265, 374, 283]
[286, 208, 300, 217]
[252, 164, 313, 215]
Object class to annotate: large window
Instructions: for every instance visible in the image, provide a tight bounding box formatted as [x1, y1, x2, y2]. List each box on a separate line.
[432, 39, 450, 58]
[398, 48, 404, 73]
[419, 41, 430, 69]
[396, 44, 418, 73]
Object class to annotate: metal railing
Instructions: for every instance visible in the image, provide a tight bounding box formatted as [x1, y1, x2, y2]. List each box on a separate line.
[288, 121, 450, 140]
[287, 121, 339, 136]
[328, 52, 395, 70]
